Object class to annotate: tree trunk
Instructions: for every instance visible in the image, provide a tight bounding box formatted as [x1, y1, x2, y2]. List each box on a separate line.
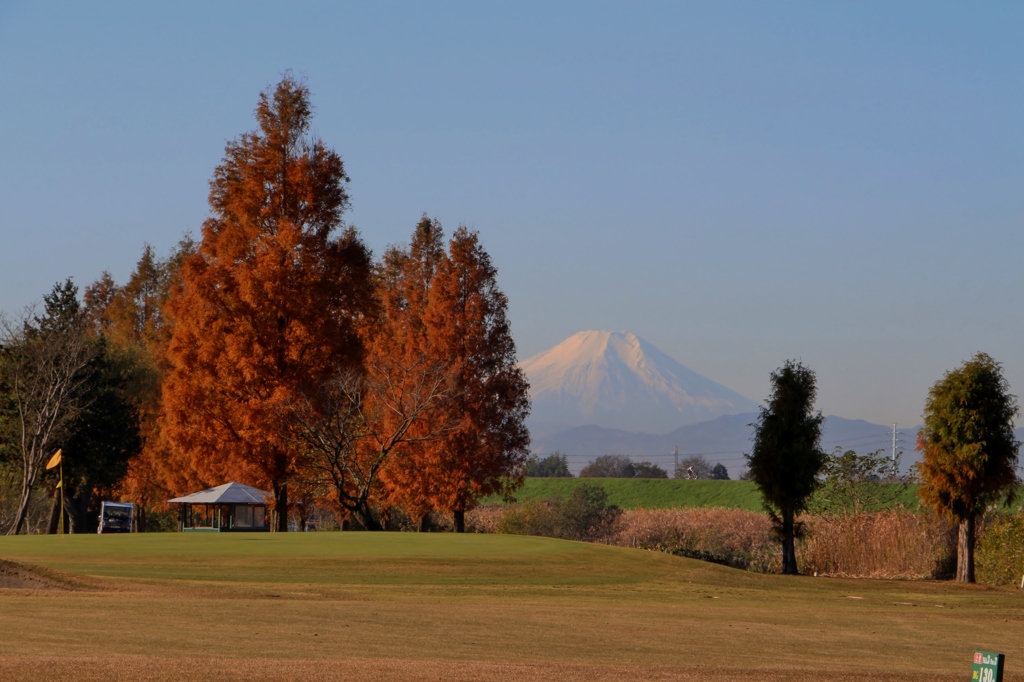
[453, 508, 465, 534]
[295, 502, 309, 532]
[780, 508, 798, 575]
[135, 505, 146, 533]
[47, 492, 61, 534]
[66, 488, 91, 534]
[418, 514, 430, 533]
[10, 481, 34, 535]
[274, 482, 289, 532]
[956, 515, 976, 583]
[352, 506, 382, 531]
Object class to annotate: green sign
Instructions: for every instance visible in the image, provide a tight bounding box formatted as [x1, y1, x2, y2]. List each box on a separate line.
[972, 651, 1004, 682]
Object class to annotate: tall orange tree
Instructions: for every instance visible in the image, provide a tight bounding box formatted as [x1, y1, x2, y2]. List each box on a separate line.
[374, 217, 450, 526]
[285, 217, 453, 529]
[417, 227, 531, 532]
[916, 352, 1019, 583]
[161, 75, 372, 530]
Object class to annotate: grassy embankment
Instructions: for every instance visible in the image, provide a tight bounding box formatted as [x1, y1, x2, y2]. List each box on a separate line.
[1, 533, 1023, 681]
[507, 478, 922, 511]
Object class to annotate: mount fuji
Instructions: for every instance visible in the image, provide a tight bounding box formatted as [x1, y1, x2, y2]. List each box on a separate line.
[520, 331, 760, 436]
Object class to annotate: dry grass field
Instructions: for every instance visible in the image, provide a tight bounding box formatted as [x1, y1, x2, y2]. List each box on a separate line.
[0, 532, 1022, 680]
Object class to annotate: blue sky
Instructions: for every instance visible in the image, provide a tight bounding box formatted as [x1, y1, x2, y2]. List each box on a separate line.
[1, 1, 1022, 427]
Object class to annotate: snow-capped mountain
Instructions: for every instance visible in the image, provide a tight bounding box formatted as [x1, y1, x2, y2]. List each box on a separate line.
[520, 330, 760, 435]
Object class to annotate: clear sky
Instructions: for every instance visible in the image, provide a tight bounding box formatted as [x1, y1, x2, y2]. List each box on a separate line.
[1, 1, 1021, 428]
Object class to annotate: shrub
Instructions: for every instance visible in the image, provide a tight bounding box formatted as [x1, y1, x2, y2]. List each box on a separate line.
[807, 449, 908, 515]
[976, 512, 1024, 586]
[495, 483, 622, 542]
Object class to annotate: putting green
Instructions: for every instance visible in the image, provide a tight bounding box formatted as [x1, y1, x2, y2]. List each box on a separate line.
[0, 532, 687, 586]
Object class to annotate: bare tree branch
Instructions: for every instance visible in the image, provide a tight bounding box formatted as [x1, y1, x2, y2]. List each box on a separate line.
[1, 306, 98, 534]
[279, 355, 459, 529]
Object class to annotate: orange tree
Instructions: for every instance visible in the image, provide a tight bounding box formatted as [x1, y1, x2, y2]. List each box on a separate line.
[285, 217, 453, 530]
[416, 227, 531, 532]
[917, 352, 1019, 583]
[160, 75, 372, 530]
[373, 217, 451, 528]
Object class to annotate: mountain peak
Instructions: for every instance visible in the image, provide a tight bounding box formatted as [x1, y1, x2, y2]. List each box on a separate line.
[521, 331, 759, 435]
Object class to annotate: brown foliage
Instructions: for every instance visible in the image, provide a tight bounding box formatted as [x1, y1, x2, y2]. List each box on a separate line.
[409, 227, 530, 528]
[372, 222, 530, 530]
[160, 75, 372, 527]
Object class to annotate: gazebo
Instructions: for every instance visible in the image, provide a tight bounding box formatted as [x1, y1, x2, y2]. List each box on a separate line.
[169, 482, 271, 532]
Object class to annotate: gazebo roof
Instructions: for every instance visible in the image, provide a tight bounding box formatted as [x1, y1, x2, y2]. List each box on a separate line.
[168, 482, 270, 505]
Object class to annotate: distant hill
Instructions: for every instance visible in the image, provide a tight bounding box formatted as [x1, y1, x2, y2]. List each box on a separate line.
[532, 413, 925, 477]
[520, 330, 759, 436]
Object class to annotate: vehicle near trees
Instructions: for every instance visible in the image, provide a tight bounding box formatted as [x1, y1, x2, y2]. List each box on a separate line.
[97, 501, 134, 533]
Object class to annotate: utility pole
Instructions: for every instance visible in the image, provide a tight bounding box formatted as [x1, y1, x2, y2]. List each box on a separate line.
[891, 423, 899, 480]
[674, 446, 679, 472]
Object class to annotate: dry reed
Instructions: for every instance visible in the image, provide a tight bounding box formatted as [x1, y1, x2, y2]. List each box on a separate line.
[609, 507, 781, 572]
[801, 510, 955, 579]
[473, 502, 972, 581]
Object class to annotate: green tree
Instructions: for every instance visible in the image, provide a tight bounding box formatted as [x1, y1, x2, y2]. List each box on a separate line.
[747, 360, 826, 575]
[580, 454, 633, 478]
[54, 340, 141, 533]
[806, 448, 902, 515]
[525, 452, 572, 477]
[675, 455, 711, 479]
[709, 463, 730, 480]
[916, 352, 1019, 583]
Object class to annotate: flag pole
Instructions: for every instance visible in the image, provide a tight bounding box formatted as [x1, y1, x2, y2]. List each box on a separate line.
[59, 459, 64, 536]
[46, 450, 64, 536]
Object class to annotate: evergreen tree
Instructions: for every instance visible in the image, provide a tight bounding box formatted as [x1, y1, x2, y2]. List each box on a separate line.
[916, 352, 1019, 583]
[709, 463, 730, 480]
[747, 360, 826, 575]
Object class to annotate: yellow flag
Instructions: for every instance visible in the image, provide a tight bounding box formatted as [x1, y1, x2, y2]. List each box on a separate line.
[55, 480, 62, 489]
[45, 450, 62, 470]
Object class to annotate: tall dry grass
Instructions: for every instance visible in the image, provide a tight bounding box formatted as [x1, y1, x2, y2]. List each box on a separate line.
[609, 508, 780, 572]
[472, 502, 974, 581]
[801, 511, 955, 579]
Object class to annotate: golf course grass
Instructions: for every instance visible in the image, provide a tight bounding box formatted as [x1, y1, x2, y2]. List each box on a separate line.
[1, 532, 1022, 680]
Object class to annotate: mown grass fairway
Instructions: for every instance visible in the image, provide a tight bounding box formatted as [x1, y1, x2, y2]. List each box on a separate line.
[1, 533, 1023, 681]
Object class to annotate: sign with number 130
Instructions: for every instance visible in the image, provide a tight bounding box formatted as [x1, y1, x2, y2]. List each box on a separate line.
[972, 651, 1004, 682]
